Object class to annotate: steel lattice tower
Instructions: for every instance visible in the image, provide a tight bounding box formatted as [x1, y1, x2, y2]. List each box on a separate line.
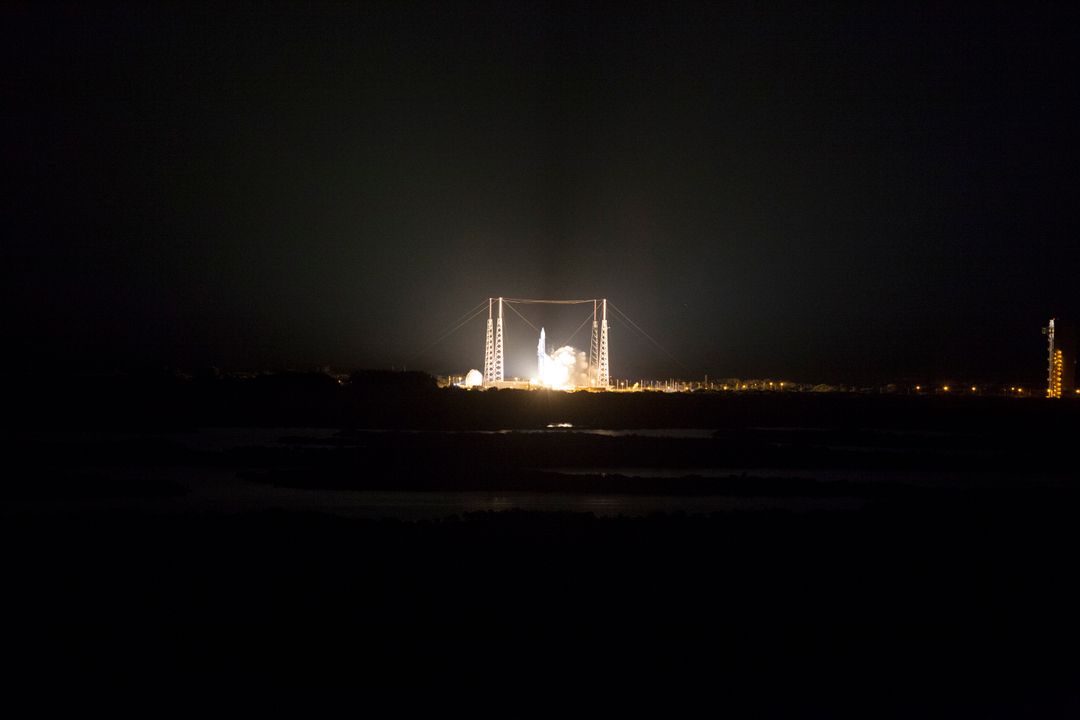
[589, 300, 600, 386]
[587, 299, 610, 387]
[597, 298, 609, 387]
[483, 298, 494, 382]
[483, 297, 504, 385]
[494, 297, 504, 382]
[484, 296, 608, 388]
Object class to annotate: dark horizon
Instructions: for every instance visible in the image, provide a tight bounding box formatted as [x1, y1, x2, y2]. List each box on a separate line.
[5, 2, 1078, 385]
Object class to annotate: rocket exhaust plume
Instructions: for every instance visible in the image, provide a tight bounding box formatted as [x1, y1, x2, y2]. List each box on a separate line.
[535, 326, 589, 389]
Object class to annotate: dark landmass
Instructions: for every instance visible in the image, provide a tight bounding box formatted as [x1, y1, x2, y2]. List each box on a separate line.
[3, 376, 1078, 709]
[7, 370, 1077, 433]
[0, 470, 186, 500]
[243, 466, 933, 498]
[6, 503, 1079, 712]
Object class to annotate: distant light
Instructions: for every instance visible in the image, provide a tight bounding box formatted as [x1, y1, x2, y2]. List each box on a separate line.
[546, 423, 573, 428]
[970, 386, 977, 392]
[943, 386, 950, 392]
[915, 385, 921, 391]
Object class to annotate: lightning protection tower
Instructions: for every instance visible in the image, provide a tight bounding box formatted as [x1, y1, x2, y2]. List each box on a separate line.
[481, 296, 609, 388]
[588, 299, 610, 387]
[483, 297, 505, 385]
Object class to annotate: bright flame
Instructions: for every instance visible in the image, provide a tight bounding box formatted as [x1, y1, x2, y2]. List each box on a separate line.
[540, 345, 581, 389]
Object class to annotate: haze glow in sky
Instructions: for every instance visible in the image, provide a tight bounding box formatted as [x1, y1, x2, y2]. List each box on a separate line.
[4, 2, 1078, 383]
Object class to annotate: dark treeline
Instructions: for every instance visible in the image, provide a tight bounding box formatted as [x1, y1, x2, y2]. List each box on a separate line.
[7, 370, 1080, 433]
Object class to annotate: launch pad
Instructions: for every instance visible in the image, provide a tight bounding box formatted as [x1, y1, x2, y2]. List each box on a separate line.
[482, 297, 610, 389]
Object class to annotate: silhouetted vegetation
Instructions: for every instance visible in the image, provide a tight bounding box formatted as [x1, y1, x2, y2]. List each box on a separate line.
[348, 369, 437, 391]
[6, 371, 1080, 436]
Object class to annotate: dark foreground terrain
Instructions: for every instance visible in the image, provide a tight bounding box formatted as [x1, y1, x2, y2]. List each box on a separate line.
[3, 377, 1079, 712]
[6, 500, 1080, 711]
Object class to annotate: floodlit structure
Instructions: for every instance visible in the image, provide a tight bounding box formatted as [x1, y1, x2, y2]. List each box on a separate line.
[591, 299, 610, 389]
[1044, 318, 1076, 398]
[482, 297, 610, 388]
[482, 297, 505, 384]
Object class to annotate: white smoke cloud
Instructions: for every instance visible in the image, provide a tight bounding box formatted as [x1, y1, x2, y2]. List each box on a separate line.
[540, 345, 590, 389]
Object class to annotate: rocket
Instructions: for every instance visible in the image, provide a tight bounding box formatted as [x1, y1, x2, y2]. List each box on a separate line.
[537, 327, 546, 380]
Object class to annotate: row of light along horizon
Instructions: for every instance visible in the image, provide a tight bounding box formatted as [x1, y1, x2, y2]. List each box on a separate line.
[450, 316, 1076, 397]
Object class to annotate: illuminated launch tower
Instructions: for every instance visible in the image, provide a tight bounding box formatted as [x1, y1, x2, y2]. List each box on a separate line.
[481, 296, 610, 388]
[589, 299, 610, 387]
[483, 297, 504, 385]
[1044, 317, 1076, 398]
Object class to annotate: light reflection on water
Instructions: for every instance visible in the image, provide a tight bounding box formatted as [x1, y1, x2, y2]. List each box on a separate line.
[0, 465, 864, 521]
[340, 428, 718, 439]
[16, 427, 1021, 522]
[45, 427, 721, 453]
[545, 466, 985, 487]
[245, 489, 864, 520]
[485, 428, 717, 438]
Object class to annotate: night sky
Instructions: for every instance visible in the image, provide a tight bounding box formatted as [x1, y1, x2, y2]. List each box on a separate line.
[5, 2, 1078, 383]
